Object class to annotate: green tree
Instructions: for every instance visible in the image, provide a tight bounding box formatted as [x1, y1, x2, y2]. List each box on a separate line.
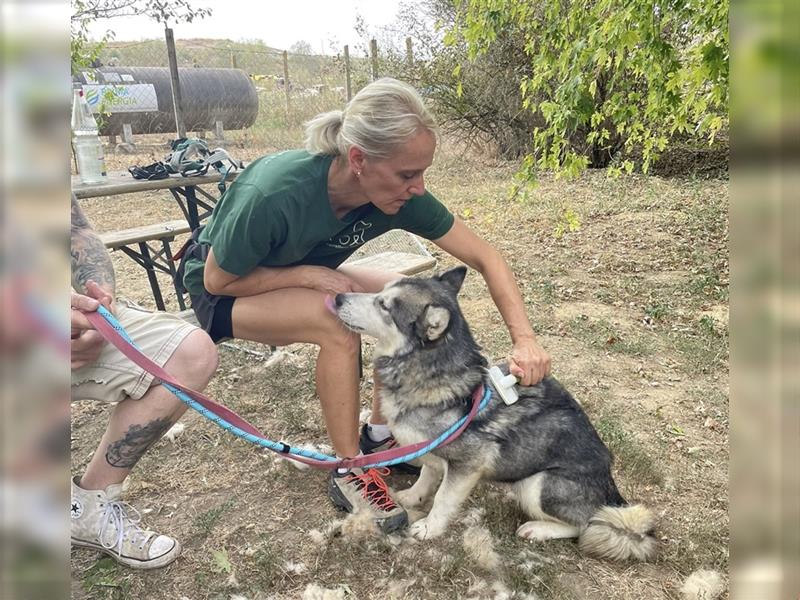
[289, 40, 314, 56]
[71, 0, 212, 74]
[449, 0, 728, 176]
[359, 1, 539, 159]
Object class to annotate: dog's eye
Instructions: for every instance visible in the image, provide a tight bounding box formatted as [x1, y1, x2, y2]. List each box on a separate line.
[377, 298, 389, 311]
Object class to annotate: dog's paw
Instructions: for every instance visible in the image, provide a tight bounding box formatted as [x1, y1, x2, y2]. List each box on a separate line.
[409, 517, 444, 540]
[516, 520, 579, 541]
[395, 488, 424, 508]
[516, 521, 548, 541]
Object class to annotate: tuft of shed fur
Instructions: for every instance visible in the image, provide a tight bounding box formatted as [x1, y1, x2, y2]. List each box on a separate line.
[680, 569, 725, 600]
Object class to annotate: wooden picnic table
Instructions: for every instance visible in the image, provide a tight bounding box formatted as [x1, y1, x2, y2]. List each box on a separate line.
[72, 170, 238, 310]
[72, 170, 238, 231]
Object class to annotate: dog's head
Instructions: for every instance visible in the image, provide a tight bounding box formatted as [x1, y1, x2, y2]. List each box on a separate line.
[329, 266, 468, 358]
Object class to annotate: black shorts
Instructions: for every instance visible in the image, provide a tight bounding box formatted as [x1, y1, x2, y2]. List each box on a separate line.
[189, 288, 236, 343]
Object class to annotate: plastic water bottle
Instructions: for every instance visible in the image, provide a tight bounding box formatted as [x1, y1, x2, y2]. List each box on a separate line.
[71, 88, 107, 183]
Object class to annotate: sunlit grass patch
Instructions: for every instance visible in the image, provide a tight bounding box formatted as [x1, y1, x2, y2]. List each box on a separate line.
[671, 316, 729, 376]
[594, 415, 663, 486]
[568, 316, 655, 357]
[194, 498, 236, 539]
[81, 557, 130, 597]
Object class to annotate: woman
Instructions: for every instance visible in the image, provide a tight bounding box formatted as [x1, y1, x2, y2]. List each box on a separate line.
[181, 78, 551, 533]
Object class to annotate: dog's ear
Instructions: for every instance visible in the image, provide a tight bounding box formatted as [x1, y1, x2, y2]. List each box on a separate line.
[417, 305, 450, 342]
[438, 266, 467, 295]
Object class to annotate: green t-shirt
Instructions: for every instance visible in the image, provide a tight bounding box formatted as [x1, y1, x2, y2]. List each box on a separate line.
[182, 149, 454, 295]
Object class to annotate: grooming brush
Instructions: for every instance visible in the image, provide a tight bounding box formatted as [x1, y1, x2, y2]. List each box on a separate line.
[488, 366, 519, 405]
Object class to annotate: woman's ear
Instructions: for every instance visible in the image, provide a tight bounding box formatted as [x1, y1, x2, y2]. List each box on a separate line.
[348, 146, 366, 177]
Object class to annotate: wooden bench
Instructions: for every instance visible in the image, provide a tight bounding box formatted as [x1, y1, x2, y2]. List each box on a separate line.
[101, 219, 192, 311]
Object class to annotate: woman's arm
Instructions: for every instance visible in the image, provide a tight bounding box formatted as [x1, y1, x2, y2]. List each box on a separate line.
[433, 218, 551, 385]
[203, 249, 364, 297]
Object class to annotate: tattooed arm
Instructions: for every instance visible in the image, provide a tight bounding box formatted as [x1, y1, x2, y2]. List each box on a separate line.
[71, 194, 116, 369]
[71, 193, 115, 297]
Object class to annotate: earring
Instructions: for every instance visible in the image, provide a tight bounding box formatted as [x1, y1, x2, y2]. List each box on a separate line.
[356, 170, 362, 178]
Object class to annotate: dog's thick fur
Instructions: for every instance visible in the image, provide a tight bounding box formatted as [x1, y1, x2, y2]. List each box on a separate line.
[333, 266, 657, 561]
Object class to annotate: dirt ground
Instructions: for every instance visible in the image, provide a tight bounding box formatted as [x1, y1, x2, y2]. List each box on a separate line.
[71, 140, 729, 599]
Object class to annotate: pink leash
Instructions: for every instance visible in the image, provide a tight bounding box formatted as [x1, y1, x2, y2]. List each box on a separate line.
[84, 309, 484, 470]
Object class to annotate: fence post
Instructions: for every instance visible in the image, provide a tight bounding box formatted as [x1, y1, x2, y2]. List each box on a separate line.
[282, 50, 291, 119]
[406, 37, 414, 67]
[164, 27, 186, 138]
[370, 39, 379, 81]
[230, 50, 238, 69]
[343, 45, 352, 101]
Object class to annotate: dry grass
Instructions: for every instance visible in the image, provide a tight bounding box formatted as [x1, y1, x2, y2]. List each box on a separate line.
[71, 140, 729, 599]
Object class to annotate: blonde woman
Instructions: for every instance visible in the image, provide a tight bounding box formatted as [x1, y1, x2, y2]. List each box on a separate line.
[181, 78, 551, 532]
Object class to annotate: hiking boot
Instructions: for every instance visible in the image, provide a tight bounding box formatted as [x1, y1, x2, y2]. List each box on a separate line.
[358, 424, 422, 475]
[328, 467, 408, 533]
[70, 477, 180, 569]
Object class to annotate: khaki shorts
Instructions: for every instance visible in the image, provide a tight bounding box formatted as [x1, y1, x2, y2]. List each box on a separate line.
[71, 300, 197, 404]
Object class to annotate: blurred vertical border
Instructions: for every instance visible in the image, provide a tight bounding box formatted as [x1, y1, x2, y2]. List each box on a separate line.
[1, 0, 71, 598]
[730, 0, 799, 598]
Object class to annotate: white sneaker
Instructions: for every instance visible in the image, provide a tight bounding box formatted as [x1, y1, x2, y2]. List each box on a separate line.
[70, 476, 180, 569]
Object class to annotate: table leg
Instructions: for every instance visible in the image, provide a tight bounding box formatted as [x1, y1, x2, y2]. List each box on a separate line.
[162, 239, 187, 311]
[185, 186, 200, 231]
[169, 184, 216, 231]
[138, 241, 166, 311]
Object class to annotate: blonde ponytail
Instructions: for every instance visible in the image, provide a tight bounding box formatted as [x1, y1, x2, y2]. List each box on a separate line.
[303, 78, 437, 158]
[304, 110, 345, 155]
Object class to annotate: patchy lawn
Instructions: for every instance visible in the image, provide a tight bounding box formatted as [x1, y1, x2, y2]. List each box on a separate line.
[72, 140, 728, 599]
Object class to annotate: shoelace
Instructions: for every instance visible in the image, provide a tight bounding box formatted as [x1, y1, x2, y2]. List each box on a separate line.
[98, 500, 151, 556]
[346, 467, 398, 511]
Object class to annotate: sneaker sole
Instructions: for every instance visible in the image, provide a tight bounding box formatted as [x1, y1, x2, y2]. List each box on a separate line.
[71, 537, 181, 570]
[327, 478, 409, 534]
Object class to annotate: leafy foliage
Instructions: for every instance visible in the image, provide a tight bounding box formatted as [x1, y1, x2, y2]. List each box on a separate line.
[71, 0, 212, 74]
[369, 0, 541, 159]
[451, 0, 729, 176]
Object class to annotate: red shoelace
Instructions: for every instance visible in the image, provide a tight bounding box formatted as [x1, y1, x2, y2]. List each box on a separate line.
[345, 467, 398, 511]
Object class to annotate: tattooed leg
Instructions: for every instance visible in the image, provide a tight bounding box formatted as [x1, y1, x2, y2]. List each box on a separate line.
[105, 417, 173, 468]
[78, 388, 187, 490]
[78, 330, 218, 490]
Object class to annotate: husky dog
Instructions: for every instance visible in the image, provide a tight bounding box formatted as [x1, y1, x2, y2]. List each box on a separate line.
[331, 266, 657, 561]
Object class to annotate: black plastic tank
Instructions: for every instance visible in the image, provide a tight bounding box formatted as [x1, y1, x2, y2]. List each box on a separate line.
[73, 67, 258, 135]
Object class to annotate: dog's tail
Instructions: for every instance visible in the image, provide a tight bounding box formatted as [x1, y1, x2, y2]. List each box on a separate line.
[578, 504, 657, 561]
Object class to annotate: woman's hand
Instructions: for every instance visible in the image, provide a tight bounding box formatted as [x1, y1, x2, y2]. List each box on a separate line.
[303, 266, 365, 295]
[508, 336, 551, 386]
[71, 281, 114, 370]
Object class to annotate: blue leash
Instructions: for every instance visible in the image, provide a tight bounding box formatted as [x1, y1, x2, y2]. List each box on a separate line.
[94, 305, 491, 469]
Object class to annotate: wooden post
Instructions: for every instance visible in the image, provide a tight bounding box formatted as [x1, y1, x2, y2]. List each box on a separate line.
[282, 50, 290, 119]
[406, 37, 414, 67]
[370, 39, 379, 81]
[117, 123, 136, 153]
[343, 45, 352, 101]
[121, 123, 135, 145]
[230, 50, 238, 69]
[164, 27, 186, 138]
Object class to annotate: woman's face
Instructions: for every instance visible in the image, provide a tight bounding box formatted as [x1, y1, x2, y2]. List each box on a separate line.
[359, 129, 436, 215]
